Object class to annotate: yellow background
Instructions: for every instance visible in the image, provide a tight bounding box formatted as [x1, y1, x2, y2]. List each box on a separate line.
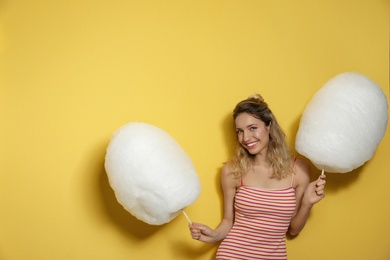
[1, 1, 389, 259]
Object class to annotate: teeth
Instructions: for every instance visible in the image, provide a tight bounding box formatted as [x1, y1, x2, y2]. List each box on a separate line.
[247, 142, 256, 147]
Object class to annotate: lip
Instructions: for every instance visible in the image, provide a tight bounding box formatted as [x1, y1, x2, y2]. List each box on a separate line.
[245, 141, 258, 149]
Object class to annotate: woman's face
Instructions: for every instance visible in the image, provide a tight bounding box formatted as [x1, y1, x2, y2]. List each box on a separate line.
[235, 112, 271, 155]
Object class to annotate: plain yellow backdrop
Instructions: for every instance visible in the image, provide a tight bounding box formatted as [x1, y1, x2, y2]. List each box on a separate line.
[1, 1, 389, 259]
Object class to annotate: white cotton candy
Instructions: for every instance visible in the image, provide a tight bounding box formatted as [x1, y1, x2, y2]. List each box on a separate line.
[105, 122, 201, 225]
[295, 72, 388, 173]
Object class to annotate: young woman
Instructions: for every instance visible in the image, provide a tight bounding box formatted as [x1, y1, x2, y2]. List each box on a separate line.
[189, 94, 326, 259]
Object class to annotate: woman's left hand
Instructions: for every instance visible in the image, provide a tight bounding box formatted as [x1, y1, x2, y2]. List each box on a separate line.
[302, 174, 326, 207]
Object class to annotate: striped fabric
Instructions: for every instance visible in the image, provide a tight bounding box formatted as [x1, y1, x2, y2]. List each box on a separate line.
[216, 186, 296, 260]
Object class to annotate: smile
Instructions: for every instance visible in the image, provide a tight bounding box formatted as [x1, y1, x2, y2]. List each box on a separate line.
[246, 142, 257, 148]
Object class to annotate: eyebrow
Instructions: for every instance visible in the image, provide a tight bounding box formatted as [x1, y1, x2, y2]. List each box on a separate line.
[236, 124, 258, 130]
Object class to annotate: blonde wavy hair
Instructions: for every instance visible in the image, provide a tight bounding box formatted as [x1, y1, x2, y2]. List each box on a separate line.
[227, 94, 294, 180]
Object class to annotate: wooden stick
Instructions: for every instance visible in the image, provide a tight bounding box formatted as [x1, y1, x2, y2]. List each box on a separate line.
[182, 209, 192, 224]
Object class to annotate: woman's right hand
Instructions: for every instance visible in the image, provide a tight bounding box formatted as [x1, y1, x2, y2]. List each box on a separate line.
[189, 222, 218, 243]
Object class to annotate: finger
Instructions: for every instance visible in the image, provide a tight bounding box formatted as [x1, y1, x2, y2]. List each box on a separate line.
[193, 234, 201, 240]
[190, 222, 198, 228]
[190, 231, 200, 238]
[191, 234, 200, 240]
[316, 179, 326, 187]
[315, 186, 326, 195]
[317, 175, 326, 183]
[189, 226, 199, 233]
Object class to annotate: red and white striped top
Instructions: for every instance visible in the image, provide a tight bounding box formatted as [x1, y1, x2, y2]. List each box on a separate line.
[216, 185, 296, 260]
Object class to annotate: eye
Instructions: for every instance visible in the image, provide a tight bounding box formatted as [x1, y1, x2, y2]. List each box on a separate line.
[249, 126, 257, 131]
[236, 129, 243, 134]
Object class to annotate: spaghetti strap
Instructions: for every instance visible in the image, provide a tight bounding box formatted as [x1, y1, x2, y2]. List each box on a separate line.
[240, 176, 243, 186]
[291, 157, 297, 186]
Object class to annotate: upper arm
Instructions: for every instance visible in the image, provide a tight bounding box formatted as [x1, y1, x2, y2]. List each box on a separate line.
[292, 158, 311, 216]
[220, 164, 239, 223]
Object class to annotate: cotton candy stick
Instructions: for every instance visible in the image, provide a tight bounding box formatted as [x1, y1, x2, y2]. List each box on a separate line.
[182, 209, 192, 224]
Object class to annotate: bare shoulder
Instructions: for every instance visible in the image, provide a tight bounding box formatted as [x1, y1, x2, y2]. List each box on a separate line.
[221, 163, 240, 189]
[221, 163, 231, 175]
[294, 158, 311, 187]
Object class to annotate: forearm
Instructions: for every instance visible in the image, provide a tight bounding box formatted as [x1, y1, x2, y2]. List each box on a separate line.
[288, 203, 312, 236]
[213, 218, 234, 242]
[288, 170, 326, 237]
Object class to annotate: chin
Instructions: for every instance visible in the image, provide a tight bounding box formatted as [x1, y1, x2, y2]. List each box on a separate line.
[246, 149, 260, 155]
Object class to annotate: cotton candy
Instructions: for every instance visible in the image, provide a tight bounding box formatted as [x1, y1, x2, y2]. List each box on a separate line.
[105, 122, 201, 225]
[295, 72, 388, 173]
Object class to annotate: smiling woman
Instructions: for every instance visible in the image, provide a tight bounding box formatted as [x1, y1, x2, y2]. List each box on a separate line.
[235, 113, 271, 154]
[189, 94, 326, 260]
[232, 94, 292, 181]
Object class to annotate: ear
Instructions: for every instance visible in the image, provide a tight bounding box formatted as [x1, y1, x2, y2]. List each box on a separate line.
[267, 121, 272, 131]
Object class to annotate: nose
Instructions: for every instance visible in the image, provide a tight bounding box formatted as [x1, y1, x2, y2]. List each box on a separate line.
[242, 130, 251, 142]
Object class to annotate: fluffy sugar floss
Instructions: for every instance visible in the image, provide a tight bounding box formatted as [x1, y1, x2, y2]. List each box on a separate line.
[295, 72, 388, 173]
[105, 122, 201, 225]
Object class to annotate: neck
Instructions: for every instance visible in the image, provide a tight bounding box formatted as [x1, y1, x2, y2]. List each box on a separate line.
[253, 153, 271, 167]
